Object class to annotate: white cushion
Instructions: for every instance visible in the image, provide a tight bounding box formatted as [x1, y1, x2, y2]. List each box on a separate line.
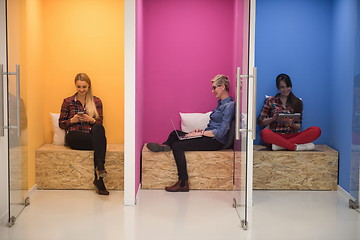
[180, 112, 211, 133]
[50, 113, 65, 145]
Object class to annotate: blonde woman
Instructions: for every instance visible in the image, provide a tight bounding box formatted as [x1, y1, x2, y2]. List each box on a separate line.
[147, 75, 235, 192]
[59, 73, 109, 195]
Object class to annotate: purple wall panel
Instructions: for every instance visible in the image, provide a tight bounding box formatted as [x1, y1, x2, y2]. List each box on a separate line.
[141, 0, 237, 143]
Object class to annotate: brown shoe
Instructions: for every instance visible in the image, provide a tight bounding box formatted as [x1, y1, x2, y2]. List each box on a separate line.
[165, 180, 189, 192]
[147, 143, 171, 152]
[93, 179, 110, 195]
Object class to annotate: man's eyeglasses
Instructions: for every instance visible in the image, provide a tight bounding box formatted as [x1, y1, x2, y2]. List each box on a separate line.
[212, 84, 221, 90]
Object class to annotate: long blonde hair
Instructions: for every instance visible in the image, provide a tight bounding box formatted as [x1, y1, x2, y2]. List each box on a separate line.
[74, 73, 100, 119]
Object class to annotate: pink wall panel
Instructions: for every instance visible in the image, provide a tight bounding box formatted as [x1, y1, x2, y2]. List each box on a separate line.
[141, 0, 237, 143]
[136, 0, 144, 194]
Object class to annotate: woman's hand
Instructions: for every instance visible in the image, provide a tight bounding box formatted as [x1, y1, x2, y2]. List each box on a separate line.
[281, 116, 294, 126]
[186, 129, 203, 137]
[80, 114, 96, 123]
[189, 129, 203, 134]
[70, 113, 81, 123]
[259, 110, 280, 127]
[71, 113, 95, 124]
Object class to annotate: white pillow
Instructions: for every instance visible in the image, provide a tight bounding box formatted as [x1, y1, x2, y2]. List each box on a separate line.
[180, 112, 211, 133]
[50, 113, 65, 145]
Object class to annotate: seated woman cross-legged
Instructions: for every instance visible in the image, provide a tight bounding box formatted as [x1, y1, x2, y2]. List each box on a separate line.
[257, 73, 321, 151]
[147, 74, 235, 192]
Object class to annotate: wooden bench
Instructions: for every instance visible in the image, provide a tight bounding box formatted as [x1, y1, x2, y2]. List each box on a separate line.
[253, 145, 338, 190]
[35, 144, 124, 190]
[141, 144, 234, 190]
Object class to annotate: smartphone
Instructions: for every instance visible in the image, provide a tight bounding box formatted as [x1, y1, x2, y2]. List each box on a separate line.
[77, 112, 84, 115]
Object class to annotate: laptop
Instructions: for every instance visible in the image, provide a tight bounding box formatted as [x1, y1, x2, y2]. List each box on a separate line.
[171, 119, 203, 140]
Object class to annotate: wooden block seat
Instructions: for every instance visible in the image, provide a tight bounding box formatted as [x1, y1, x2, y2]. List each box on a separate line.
[253, 145, 338, 190]
[35, 144, 124, 190]
[141, 144, 234, 190]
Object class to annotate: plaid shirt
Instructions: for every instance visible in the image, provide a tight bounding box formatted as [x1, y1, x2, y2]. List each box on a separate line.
[257, 94, 302, 134]
[59, 94, 103, 133]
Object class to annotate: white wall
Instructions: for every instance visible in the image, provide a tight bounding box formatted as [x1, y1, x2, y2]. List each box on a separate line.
[124, 0, 137, 205]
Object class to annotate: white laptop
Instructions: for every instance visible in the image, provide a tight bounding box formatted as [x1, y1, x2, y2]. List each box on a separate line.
[171, 119, 203, 140]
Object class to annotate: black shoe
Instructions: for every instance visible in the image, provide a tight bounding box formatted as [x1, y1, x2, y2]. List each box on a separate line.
[93, 178, 109, 195]
[147, 143, 171, 152]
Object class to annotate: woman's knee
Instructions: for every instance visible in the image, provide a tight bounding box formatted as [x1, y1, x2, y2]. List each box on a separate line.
[308, 126, 322, 138]
[92, 123, 105, 132]
[66, 132, 92, 150]
[91, 124, 107, 139]
[260, 128, 273, 140]
[171, 141, 183, 151]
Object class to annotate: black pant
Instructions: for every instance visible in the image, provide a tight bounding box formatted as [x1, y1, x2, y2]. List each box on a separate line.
[163, 130, 224, 181]
[65, 124, 107, 177]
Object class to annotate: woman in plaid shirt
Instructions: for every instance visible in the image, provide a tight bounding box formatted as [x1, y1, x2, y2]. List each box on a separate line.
[59, 73, 109, 195]
[257, 73, 321, 151]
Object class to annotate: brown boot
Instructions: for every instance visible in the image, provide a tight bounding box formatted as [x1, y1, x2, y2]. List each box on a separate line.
[147, 143, 171, 152]
[165, 180, 189, 192]
[93, 178, 110, 195]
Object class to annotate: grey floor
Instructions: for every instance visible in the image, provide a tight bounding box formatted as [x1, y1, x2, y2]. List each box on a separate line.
[0, 189, 359, 240]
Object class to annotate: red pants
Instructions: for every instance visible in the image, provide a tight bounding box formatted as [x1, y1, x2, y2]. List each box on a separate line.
[260, 127, 321, 150]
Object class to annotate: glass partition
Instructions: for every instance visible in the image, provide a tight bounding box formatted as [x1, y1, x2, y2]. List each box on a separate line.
[0, 0, 8, 226]
[233, 0, 254, 230]
[350, 1, 360, 209]
[6, 0, 29, 226]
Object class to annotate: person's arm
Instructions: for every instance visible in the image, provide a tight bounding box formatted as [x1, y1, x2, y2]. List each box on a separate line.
[93, 97, 103, 124]
[257, 98, 280, 127]
[186, 129, 214, 137]
[258, 115, 277, 127]
[210, 101, 235, 139]
[203, 129, 215, 137]
[59, 100, 71, 130]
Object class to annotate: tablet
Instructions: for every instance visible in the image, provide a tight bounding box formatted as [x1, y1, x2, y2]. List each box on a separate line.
[277, 113, 301, 120]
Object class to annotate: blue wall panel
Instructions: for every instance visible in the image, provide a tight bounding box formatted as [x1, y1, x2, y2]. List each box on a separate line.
[255, 0, 333, 145]
[255, 0, 359, 192]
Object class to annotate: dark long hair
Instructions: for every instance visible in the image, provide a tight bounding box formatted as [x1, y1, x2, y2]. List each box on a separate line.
[276, 73, 303, 113]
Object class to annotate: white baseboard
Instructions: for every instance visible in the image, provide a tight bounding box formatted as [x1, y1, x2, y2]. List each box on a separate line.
[26, 184, 38, 198]
[337, 185, 353, 201]
[124, 183, 141, 206]
[135, 183, 141, 205]
[0, 209, 8, 226]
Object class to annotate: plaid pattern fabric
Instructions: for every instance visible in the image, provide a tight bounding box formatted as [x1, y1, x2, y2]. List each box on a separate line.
[257, 94, 302, 134]
[59, 94, 103, 133]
